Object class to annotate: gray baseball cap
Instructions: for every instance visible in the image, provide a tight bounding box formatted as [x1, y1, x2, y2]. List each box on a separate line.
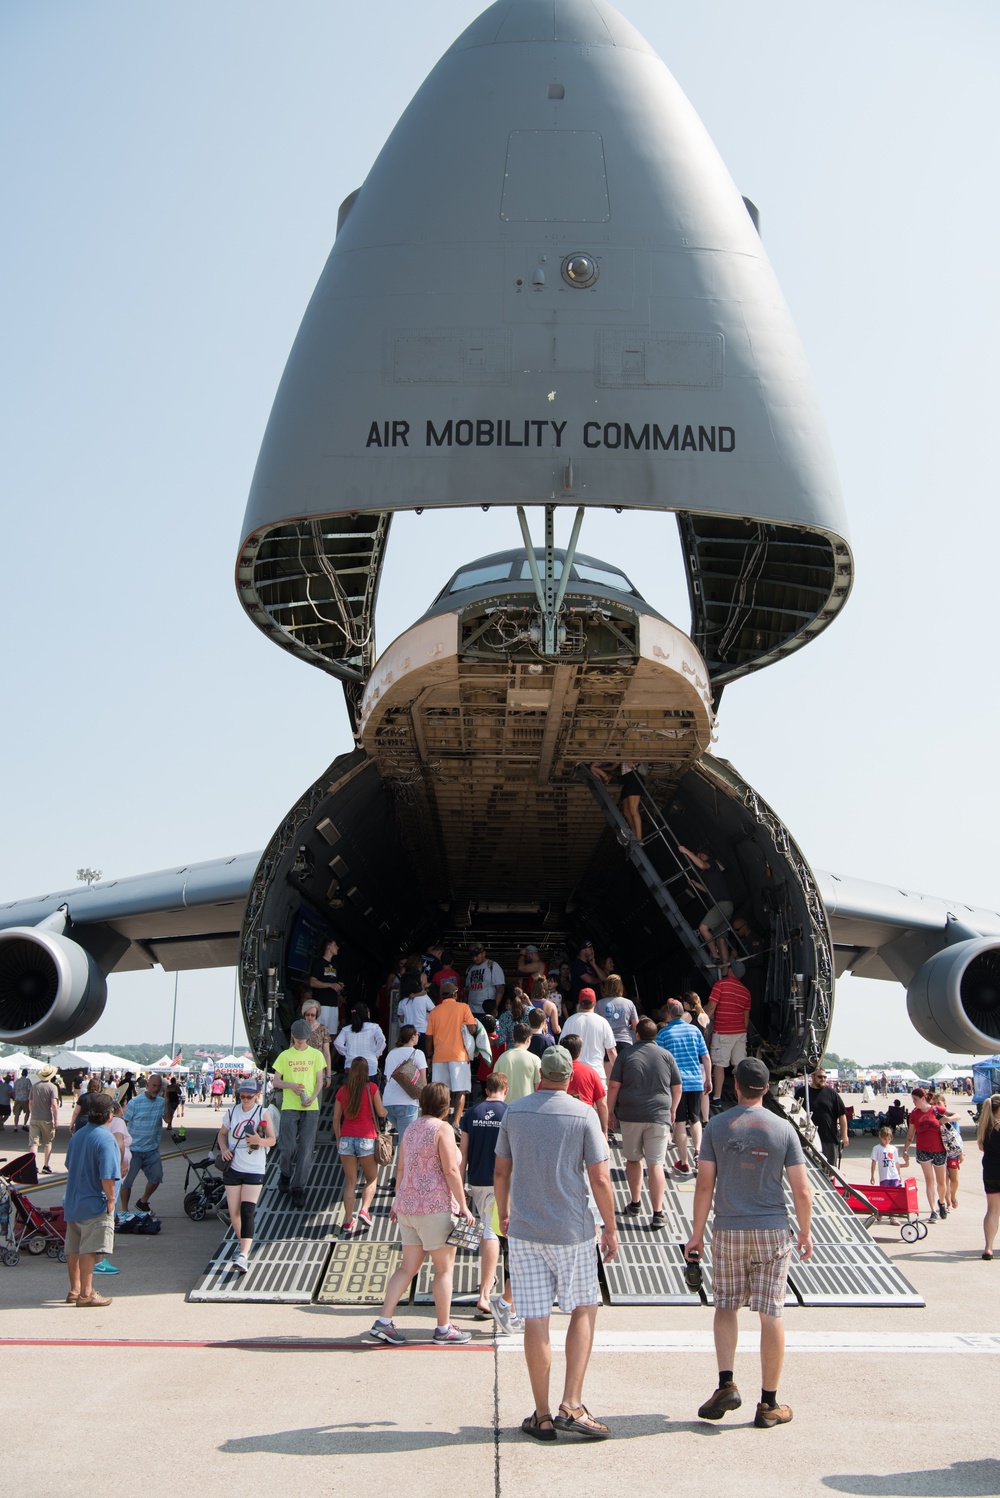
[290, 1019, 312, 1040]
[734, 1057, 769, 1091]
[539, 1045, 573, 1081]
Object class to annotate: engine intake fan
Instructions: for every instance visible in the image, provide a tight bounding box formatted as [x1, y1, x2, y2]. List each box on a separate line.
[907, 936, 1000, 1055]
[0, 907, 107, 1045]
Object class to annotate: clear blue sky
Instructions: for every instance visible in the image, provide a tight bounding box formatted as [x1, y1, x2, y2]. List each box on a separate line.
[2, 1, 998, 1061]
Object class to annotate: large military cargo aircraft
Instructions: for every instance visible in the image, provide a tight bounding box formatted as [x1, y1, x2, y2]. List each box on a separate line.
[2, 0, 998, 1069]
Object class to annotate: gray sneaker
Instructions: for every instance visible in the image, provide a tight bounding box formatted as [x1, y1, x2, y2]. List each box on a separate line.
[490, 1293, 519, 1336]
[368, 1319, 406, 1346]
[433, 1323, 472, 1345]
[232, 1252, 249, 1275]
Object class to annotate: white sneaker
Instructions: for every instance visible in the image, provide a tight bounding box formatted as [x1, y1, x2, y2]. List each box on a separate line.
[233, 1252, 249, 1275]
[490, 1293, 519, 1335]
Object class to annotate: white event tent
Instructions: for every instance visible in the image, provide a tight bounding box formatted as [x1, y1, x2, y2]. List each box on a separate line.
[0, 1052, 44, 1073]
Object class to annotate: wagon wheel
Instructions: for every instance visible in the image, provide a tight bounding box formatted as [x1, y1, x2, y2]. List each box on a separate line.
[900, 1222, 919, 1243]
[915, 1220, 929, 1239]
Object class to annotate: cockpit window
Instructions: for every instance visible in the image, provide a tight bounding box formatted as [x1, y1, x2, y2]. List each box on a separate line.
[519, 559, 563, 580]
[573, 562, 633, 591]
[448, 562, 513, 592]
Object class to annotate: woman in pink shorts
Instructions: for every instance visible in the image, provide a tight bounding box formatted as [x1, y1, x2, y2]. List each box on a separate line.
[368, 1082, 474, 1346]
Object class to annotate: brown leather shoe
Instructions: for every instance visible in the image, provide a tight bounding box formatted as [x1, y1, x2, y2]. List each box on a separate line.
[77, 1293, 112, 1307]
[754, 1401, 793, 1428]
[697, 1382, 742, 1420]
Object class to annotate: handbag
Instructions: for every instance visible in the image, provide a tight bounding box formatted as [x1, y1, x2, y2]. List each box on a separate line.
[392, 1056, 423, 1102]
[374, 1123, 393, 1167]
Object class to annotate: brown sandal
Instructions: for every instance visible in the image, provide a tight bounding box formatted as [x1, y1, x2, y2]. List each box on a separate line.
[553, 1403, 610, 1439]
[521, 1411, 556, 1442]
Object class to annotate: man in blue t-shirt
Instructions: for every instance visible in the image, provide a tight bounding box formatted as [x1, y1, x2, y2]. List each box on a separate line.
[121, 1072, 165, 1213]
[64, 1092, 121, 1306]
[459, 1073, 521, 1334]
[657, 1000, 711, 1174]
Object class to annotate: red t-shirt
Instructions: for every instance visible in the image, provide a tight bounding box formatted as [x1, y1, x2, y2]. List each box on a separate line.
[337, 1081, 380, 1139]
[910, 1106, 944, 1153]
[569, 1060, 606, 1109]
[432, 965, 463, 997]
[709, 976, 751, 1034]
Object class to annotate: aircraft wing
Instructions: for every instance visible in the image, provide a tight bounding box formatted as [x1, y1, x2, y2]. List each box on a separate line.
[3, 855, 999, 988]
[817, 870, 1000, 985]
[0, 852, 261, 973]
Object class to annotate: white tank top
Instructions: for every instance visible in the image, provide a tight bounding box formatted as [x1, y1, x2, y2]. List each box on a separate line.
[224, 1102, 266, 1174]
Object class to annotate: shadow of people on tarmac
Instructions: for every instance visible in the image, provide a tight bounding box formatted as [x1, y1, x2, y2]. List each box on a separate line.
[822, 1459, 1000, 1496]
[220, 1413, 672, 1455]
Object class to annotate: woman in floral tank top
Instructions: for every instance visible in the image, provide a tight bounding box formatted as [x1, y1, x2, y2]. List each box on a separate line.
[367, 1082, 475, 1346]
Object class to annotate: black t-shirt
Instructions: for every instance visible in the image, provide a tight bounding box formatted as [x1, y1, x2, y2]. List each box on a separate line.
[527, 1034, 552, 1059]
[794, 1084, 845, 1144]
[982, 1127, 1000, 1182]
[312, 957, 340, 992]
[569, 958, 600, 1005]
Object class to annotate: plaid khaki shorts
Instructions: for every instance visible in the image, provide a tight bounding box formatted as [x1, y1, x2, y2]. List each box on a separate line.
[711, 1228, 794, 1317]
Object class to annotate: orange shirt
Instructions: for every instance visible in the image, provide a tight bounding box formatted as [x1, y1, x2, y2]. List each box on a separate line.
[425, 997, 476, 1063]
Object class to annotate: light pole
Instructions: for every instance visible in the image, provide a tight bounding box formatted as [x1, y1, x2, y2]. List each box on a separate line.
[169, 971, 179, 1061]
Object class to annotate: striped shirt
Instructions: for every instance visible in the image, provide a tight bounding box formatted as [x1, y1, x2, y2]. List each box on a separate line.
[708, 976, 751, 1034]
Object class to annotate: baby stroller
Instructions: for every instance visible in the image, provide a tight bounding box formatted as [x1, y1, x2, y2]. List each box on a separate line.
[182, 1150, 226, 1221]
[0, 1153, 67, 1265]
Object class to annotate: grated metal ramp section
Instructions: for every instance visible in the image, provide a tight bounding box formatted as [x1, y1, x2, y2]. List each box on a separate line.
[190, 1135, 923, 1308]
[600, 1144, 923, 1309]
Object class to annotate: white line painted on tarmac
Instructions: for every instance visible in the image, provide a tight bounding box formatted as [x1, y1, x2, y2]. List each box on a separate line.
[495, 1331, 1000, 1354]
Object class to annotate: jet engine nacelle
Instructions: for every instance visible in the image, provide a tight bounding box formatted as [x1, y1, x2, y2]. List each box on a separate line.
[907, 938, 1000, 1054]
[0, 922, 108, 1045]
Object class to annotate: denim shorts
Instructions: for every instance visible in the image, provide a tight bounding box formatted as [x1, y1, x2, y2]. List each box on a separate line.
[339, 1135, 376, 1158]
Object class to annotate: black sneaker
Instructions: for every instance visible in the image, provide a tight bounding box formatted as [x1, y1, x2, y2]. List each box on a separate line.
[684, 1252, 703, 1292]
[709, 1099, 724, 1116]
[698, 1382, 741, 1420]
[938, 1202, 948, 1219]
[278, 1175, 291, 1194]
[649, 1211, 665, 1229]
[135, 1199, 151, 1213]
[624, 1201, 641, 1215]
[290, 1188, 306, 1209]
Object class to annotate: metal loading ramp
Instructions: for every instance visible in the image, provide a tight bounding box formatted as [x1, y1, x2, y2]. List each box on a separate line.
[602, 1145, 924, 1308]
[191, 1137, 923, 1309]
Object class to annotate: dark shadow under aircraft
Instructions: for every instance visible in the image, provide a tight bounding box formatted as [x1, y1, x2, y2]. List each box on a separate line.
[2, 0, 998, 1066]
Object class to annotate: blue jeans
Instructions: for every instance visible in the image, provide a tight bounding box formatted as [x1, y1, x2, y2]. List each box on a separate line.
[384, 1104, 418, 1138]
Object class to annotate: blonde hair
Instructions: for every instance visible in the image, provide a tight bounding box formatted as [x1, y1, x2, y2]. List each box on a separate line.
[602, 973, 624, 999]
[682, 990, 705, 1019]
[977, 1094, 1000, 1150]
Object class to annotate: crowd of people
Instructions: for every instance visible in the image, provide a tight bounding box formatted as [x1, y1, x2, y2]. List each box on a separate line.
[6, 926, 997, 1437]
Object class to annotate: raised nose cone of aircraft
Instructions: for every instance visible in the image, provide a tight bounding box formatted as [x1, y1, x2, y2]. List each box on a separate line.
[237, 0, 852, 705]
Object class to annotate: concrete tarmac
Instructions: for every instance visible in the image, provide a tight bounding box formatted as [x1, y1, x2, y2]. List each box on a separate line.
[2, 1097, 998, 1497]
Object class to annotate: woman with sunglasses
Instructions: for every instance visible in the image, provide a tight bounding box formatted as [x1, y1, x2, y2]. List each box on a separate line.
[218, 1076, 275, 1275]
[977, 1094, 1000, 1259]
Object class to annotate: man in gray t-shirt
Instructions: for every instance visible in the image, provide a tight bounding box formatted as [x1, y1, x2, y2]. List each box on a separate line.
[494, 1046, 617, 1440]
[685, 1057, 813, 1432]
[606, 1017, 681, 1229]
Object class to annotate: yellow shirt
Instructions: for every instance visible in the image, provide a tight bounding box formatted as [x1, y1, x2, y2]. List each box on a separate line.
[272, 1045, 326, 1111]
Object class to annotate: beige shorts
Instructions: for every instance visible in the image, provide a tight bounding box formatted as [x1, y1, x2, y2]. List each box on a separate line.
[65, 1213, 115, 1257]
[620, 1120, 670, 1167]
[710, 1031, 747, 1068]
[29, 1121, 55, 1150]
[468, 1184, 498, 1240]
[395, 1210, 454, 1250]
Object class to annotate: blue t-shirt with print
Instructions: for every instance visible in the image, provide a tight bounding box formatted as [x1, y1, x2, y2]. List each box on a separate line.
[461, 1099, 507, 1187]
